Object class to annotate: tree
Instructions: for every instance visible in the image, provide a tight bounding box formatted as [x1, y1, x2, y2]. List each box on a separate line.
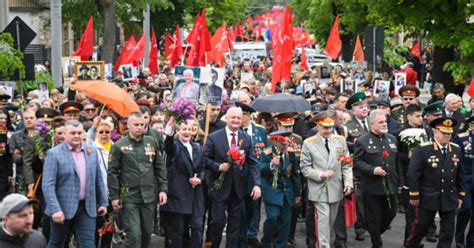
[0, 33, 24, 80]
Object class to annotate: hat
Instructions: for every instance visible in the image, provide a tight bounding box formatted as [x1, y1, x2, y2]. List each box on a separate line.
[398, 85, 420, 98]
[377, 100, 390, 108]
[0, 193, 39, 217]
[235, 101, 255, 113]
[79, 65, 89, 71]
[0, 94, 11, 104]
[268, 130, 292, 144]
[240, 83, 250, 91]
[274, 112, 297, 126]
[310, 110, 336, 126]
[345, 92, 366, 110]
[424, 100, 443, 116]
[390, 97, 403, 108]
[36, 108, 60, 121]
[59, 101, 83, 113]
[295, 86, 303, 95]
[368, 100, 379, 109]
[429, 117, 457, 134]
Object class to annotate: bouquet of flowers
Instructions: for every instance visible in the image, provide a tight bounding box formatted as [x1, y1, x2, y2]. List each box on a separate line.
[97, 183, 128, 245]
[220, 97, 234, 113]
[33, 119, 54, 155]
[399, 128, 427, 156]
[159, 97, 196, 124]
[381, 149, 392, 209]
[269, 135, 288, 189]
[210, 143, 246, 192]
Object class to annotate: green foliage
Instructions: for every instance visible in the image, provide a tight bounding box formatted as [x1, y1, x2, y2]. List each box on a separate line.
[0, 33, 25, 80]
[383, 35, 409, 68]
[23, 70, 55, 91]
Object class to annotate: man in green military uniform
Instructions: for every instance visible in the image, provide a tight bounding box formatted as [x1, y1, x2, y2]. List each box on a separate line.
[259, 130, 301, 248]
[108, 112, 168, 248]
[391, 85, 421, 126]
[345, 92, 370, 241]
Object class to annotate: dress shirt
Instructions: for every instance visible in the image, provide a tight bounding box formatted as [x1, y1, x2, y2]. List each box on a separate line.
[67, 143, 87, 200]
[182, 141, 193, 160]
[225, 127, 239, 148]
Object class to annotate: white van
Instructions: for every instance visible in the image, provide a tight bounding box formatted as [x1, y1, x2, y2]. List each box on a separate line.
[231, 42, 267, 62]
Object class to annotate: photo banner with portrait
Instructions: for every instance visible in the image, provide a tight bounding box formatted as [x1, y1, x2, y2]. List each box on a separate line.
[75, 61, 105, 81]
[199, 67, 225, 105]
[37, 81, 49, 102]
[374, 80, 390, 97]
[62, 56, 80, 86]
[119, 64, 138, 81]
[0, 81, 15, 102]
[394, 72, 407, 96]
[341, 78, 355, 93]
[173, 65, 201, 103]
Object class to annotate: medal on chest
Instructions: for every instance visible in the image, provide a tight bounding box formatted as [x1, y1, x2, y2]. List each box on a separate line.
[145, 143, 155, 162]
[427, 155, 439, 168]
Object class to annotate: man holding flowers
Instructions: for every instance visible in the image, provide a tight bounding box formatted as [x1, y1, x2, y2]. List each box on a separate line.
[300, 110, 353, 248]
[203, 107, 261, 248]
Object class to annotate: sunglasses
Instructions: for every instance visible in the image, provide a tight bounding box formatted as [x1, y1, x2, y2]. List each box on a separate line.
[98, 130, 111, 134]
[84, 108, 95, 112]
[403, 97, 414, 101]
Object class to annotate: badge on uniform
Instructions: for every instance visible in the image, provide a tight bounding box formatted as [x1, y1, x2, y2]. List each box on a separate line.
[145, 143, 155, 162]
[452, 154, 459, 166]
[389, 143, 397, 149]
[428, 155, 439, 168]
[120, 144, 133, 151]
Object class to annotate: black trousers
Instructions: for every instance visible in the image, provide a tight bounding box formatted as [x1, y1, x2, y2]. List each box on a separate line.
[402, 188, 416, 245]
[210, 187, 242, 248]
[363, 194, 397, 248]
[354, 179, 366, 236]
[456, 190, 474, 246]
[406, 207, 456, 248]
[305, 198, 316, 248]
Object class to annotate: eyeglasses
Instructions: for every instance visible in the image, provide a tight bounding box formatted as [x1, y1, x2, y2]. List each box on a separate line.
[98, 130, 110, 134]
[84, 108, 95, 112]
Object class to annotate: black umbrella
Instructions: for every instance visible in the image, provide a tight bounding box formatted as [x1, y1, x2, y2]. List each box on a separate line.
[250, 93, 312, 113]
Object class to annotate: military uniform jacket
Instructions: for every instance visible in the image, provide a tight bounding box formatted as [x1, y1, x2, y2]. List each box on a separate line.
[300, 134, 353, 203]
[108, 134, 168, 204]
[408, 141, 465, 212]
[392, 107, 406, 126]
[345, 117, 369, 153]
[454, 131, 474, 192]
[259, 146, 301, 207]
[354, 132, 400, 196]
[243, 123, 268, 194]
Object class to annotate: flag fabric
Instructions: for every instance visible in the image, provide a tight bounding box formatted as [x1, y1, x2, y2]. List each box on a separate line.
[164, 33, 175, 61]
[125, 32, 146, 66]
[235, 22, 244, 42]
[228, 26, 235, 43]
[170, 25, 183, 68]
[148, 27, 159, 76]
[300, 47, 309, 71]
[186, 8, 212, 67]
[467, 77, 474, 97]
[209, 23, 232, 67]
[271, 5, 294, 92]
[353, 34, 365, 62]
[325, 15, 341, 60]
[73, 16, 94, 61]
[411, 41, 422, 60]
[185, 13, 201, 43]
[114, 36, 136, 71]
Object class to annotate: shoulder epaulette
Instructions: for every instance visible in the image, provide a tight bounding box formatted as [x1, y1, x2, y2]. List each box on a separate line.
[304, 136, 318, 144]
[450, 142, 460, 148]
[457, 132, 469, 138]
[263, 148, 272, 155]
[331, 134, 344, 141]
[420, 141, 433, 147]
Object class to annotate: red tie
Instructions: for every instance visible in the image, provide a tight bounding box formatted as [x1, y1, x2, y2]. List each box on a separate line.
[231, 133, 237, 147]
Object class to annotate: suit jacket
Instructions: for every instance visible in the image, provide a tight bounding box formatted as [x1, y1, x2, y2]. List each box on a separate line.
[259, 146, 300, 207]
[161, 135, 205, 216]
[442, 109, 465, 137]
[203, 128, 261, 200]
[353, 132, 401, 196]
[408, 141, 465, 211]
[42, 142, 108, 219]
[300, 134, 353, 203]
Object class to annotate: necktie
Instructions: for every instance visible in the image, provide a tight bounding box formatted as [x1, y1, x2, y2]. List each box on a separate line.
[362, 120, 368, 132]
[231, 133, 237, 147]
[441, 147, 447, 158]
[325, 139, 330, 154]
[243, 128, 249, 134]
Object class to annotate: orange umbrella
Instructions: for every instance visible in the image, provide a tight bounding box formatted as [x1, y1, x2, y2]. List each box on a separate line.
[71, 80, 139, 118]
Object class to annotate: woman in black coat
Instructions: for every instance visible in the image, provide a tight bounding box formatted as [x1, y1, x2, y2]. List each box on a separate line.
[161, 117, 205, 248]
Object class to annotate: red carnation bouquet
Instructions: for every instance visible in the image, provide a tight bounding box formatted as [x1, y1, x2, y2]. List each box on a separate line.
[210, 143, 246, 192]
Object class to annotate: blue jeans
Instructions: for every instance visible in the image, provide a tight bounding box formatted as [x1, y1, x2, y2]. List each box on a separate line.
[48, 201, 96, 248]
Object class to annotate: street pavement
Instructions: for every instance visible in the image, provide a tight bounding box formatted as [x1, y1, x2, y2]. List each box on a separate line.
[119, 209, 448, 247]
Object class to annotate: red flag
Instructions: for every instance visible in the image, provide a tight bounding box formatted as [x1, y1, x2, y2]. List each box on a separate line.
[300, 47, 309, 71]
[73, 16, 94, 61]
[209, 23, 232, 67]
[353, 35, 365, 62]
[228, 26, 235, 42]
[170, 25, 183, 68]
[164, 33, 175, 61]
[467, 77, 474, 97]
[114, 36, 136, 71]
[186, 13, 201, 43]
[271, 5, 294, 92]
[325, 15, 341, 60]
[235, 22, 244, 41]
[186, 8, 212, 67]
[411, 41, 422, 60]
[148, 27, 159, 76]
[125, 33, 146, 66]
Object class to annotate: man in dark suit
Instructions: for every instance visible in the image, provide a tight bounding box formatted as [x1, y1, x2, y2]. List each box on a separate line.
[443, 93, 465, 137]
[406, 117, 465, 248]
[203, 107, 261, 248]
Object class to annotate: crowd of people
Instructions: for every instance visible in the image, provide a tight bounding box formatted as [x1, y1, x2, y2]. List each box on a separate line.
[0, 48, 471, 248]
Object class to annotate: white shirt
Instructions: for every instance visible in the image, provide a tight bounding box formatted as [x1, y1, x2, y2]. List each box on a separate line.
[242, 124, 253, 138]
[356, 117, 368, 131]
[435, 140, 448, 154]
[182, 141, 193, 160]
[225, 127, 239, 148]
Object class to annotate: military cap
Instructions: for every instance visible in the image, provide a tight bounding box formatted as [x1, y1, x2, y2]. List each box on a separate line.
[269, 130, 292, 137]
[36, 108, 60, 121]
[79, 65, 89, 71]
[268, 130, 292, 144]
[424, 100, 443, 116]
[429, 117, 457, 134]
[368, 100, 379, 109]
[0, 94, 11, 104]
[59, 101, 83, 113]
[311, 103, 328, 114]
[377, 100, 390, 108]
[345, 92, 366, 110]
[390, 97, 403, 108]
[274, 112, 297, 126]
[398, 85, 420, 98]
[310, 110, 336, 127]
[235, 101, 255, 113]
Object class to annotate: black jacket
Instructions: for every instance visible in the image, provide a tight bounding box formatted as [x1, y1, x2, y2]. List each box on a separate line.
[0, 225, 46, 248]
